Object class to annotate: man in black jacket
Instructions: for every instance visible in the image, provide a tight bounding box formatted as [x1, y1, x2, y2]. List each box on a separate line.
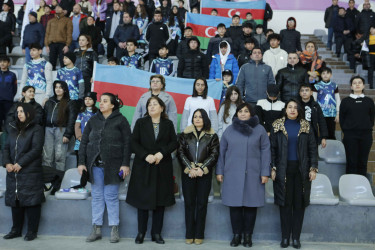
[347, 31, 363, 71]
[206, 23, 232, 63]
[176, 26, 192, 59]
[232, 22, 257, 57]
[226, 15, 243, 42]
[113, 12, 139, 59]
[237, 37, 255, 68]
[333, 7, 354, 57]
[355, 2, 375, 38]
[299, 83, 328, 147]
[177, 36, 209, 79]
[324, 0, 339, 49]
[104, 2, 123, 58]
[346, 0, 359, 27]
[280, 17, 302, 53]
[145, 10, 171, 67]
[276, 52, 309, 102]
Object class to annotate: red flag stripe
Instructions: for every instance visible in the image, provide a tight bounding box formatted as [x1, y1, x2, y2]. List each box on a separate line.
[186, 23, 218, 38]
[201, 8, 265, 19]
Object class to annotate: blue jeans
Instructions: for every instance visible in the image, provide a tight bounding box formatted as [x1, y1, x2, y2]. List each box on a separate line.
[25, 47, 31, 63]
[327, 27, 334, 49]
[91, 167, 120, 226]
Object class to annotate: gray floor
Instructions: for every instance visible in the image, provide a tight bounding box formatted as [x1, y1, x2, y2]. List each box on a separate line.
[0, 235, 374, 250]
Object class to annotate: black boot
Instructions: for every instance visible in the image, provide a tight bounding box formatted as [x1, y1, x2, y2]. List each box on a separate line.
[135, 233, 145, 244]
[280, 238, 289, 248]
[24, 232, 37, 241]
[230, 234, 242, 247]
[3, 230, 21, 239]
[151, 234, 165, 244]
[292, 239, 301, 249]
[243, 233, 252, 248]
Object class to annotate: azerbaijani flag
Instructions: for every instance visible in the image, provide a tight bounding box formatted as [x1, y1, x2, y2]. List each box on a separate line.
[201, 0, 266, 21]
[93, 63, 222, 132]
[186, 13, 232, 50]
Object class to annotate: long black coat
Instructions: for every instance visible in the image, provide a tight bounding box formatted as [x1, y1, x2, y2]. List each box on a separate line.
[270, 117, 318, 207]
[78, 110, 131, 185]
[276, 64, 309, 102]
[126, 116, 177, 210]
[6, 98, 44, 131]
[3, 121, 45, 207]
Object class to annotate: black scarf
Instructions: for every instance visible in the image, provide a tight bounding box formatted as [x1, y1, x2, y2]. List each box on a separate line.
[232, 116, 259, 135]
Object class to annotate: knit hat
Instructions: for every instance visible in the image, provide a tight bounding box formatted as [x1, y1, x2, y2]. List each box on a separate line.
[84, 92, 97, 103]
[29, 11, 37, 19]
[267, 84, 280, 97]
[64, 51, 76, 64]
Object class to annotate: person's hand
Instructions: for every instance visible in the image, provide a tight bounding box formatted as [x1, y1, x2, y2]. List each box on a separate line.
[355, 53, 360, 58]
[223, 81, 229, 88]
[267, 132, 270, 136]
[216, 175, 223, 182]
[5, 164, 14, 173]
[154, 152, 163, 164]
[77, 136, 82, 141]
[261, 176, 268, 184]
[188, 168, 197, 178]
[139, 28, 143, 35]
[321, 138, 327, 148]
[11, 31, 14, 36]
[45, 46, 50, 54]
[335, 114, 339, 123]
[296, 51, 302, 55]
[13, 163, 22, 173]
[271, 169, 276, 181]
[63, 136, 70, 144]
[146, 154, 156, 164]
[78, 165, 87, 175]
[96, 12, 100, 17]
[63, 46, 69, 53]
[196, 168, 204, 177]
[119, 166, 130, 179]
[309, 170, 317, 181]
[311, 71, 317, 78]
[215, 78, 221, 81]
[90, 77, 93, 83]
[22, 49, 25, 54]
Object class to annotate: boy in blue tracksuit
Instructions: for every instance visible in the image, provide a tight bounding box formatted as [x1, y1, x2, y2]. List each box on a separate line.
[0, 55, 17, 131]
[149, 44, 174, 76]
[120, 38, 144, 69]
[209, 40, 239, 83]
[56, 51, 84, 100]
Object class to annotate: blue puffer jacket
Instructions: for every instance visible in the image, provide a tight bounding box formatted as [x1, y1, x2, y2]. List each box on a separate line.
[22, 21, 45, 49]
[209, 53, 239, 82]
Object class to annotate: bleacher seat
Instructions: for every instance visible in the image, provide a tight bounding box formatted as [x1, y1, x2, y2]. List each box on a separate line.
[265, 180, 274, 204]
[10, 69, 18, 80]
[339, 174, 375, 206]
[55, 169, 91, 200]
[15, 57, 25, 65]
[321, 35, 328, 44]
[0, 167, 6, 198]
[12, 46, 23, 55]
[318, 140, 346, 194]
[310, 173, 339, 205]
[313, 29, 326, 38]
[52, 70, 57, 81]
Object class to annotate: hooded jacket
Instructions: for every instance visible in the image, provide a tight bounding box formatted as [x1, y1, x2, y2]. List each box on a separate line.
[280, 17, 302, 53]
[263, 46, 288, 76]
[276, 64, 309, 102]
[209, 41, 239, 82]
[206, 34, 233, 64]
[6, 98, 44, 130]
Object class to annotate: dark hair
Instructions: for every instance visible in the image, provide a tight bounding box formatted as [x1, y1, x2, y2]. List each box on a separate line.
[268, 33, 281, 42]
[232, 14, 240, 19]
[78, 34, 92, 54]
[298, 82, 313, 92]
[339, 7, 345, 11]
[256, 24, 263, 29]
[234, 102, 256, 119]
[219, 41, 228, 48]
[244, 37, 256, 44]
[169, 6, 183, 27]
[149, 74, 166, 91]
[126, 38, 138, 46]
[144, 96, 168, 119]
[192, 77, 208, 99]
[159, 44, 168, 50]
[134, 4, 147, 19]
[321, 67, 332, 74]
[304, 40, 317, 50]
[108, 56, 119, 65]
[283, 98, 305, 121]
[211, 8, 218, 13]
[154, 10, 162, 16]
[30, 43, 42, 50]
[265, 29, 274, 35]
[101, 92, 123, 111]
[191, 109, 211, 132]
[178, 0, 184, 3]
[217, 23, 226, 29]
[0, 55, 10, 62]
[246, 12, 252, 16]
[242, 22, 253, 29]
[220, 86, 243, 124]
[350, 75, 365, 93]
[53, 81, 70, 128]
[80, 97, 98, 113]
[22, 85, 35, 93]
[15, 103, 35, 133]
[252, 46, 263, 54]
[185, 26, 192, 31]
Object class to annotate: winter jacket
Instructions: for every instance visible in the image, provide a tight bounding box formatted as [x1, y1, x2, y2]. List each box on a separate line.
[255, 98, 285, 133]
[237, 48, 252, 68]
[178, 125, 220, 174]
[74, 48, 98, 79]
[300, 97, 328, 145]
[176, 37, 190, 59]
[44, 13, 73, 46]
[324, 4, 339, 28]
[276, 64, 309, 102]
[209, 53, 239, 82]
[78, 109, 131, 185]
[280, 29, 302, 53]
[227, 25, 243, 42]
[333, 15, 354, 37]
[6, 99, 44, 129]
[3, 121, 45, 207]
[177, 49, 209, 79]
[104, 11, 123, 39]
[263, 47, 288, 76]
[355, 9, 375, 35]
[145, 21, 171, 54]
[236, 59, 275, 103]
[232, 33, 258, 57]
[44, 96, 76, 139]
[206, 34, 233, 63]
[346, 7, 359, 25]
[270, 117, 318, 207]
[22, 21, 44, 49]
[113, 22, 140, 46]
[0, 70, 17, 101]
[254, 33, 267, 46]
[126, 116, 177, 210]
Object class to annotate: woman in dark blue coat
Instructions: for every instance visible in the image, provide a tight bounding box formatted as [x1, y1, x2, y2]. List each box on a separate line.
[3, 103, 45, 241]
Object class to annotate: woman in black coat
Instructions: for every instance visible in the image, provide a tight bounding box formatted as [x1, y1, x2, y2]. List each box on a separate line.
[80, 16, 102, 53]
[78, 93, 131, 243]
[270, 98, 318, 249]
[3, 103, 45, 241]
[126, 96, 177, 245]
[178, 109, 219, 245]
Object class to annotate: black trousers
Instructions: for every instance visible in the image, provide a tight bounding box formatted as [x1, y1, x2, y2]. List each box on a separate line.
[49, 42, 65, 70]
[83, 75, 92, 94]
[106, 38, 116, 58]
[137, 206, 165, 234]
[325, 117, 336, 140]
[115, 46, 127, 60]
[229, 207, 257, 235]
[343, 130, 373, 176]
[0, 100, 13, 131]
[11, 201, 42, 234]
[279, 161, 305, 241]
[367, 54, 375, 89]
[181, 172, 212, 239]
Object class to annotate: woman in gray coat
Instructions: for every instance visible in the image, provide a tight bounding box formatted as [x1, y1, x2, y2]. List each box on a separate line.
[216, 103, 271, 248]
[131, 74, 178, 132]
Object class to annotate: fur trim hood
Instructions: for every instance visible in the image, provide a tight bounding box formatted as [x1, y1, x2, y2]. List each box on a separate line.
[232, 116, 259, 135]
[183, 124, 215, 139]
